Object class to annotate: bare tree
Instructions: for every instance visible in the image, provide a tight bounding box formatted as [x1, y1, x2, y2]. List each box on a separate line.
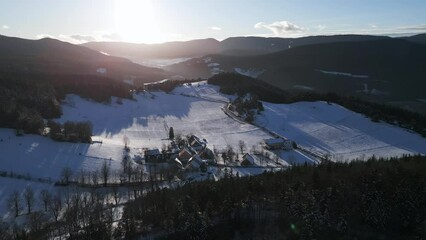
[7, 190, 21, 217]
[101, 160, 110, 187]
[23, 186, 35, 214]
[49, 194, 62, 222]
[91, 170, 99, 186]
[40, 189, 51, 212]
[238, 140, 246, 154]
[111, 185, 121, 205]
[61, 167, 73, 185]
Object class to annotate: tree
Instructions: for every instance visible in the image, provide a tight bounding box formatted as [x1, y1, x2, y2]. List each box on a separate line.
[23, 186, 35, 214]
[40, 189, 52, 212]
[238, 140, 246, 154]
[101, 160, 110, 187]
[61, 167, 73, 185]
[7, 190, 21, 217]
[91, 170, 99, 185]
[169, 127, 175, 140]
[112, 185, 121, 205]
[49, 194, 62, 222]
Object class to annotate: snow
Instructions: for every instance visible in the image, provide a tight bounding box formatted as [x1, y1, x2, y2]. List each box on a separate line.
[256, 101, 426, 161]
[317, 69, 369, 79]
[123, 79, 134, 86]
[0, 177, 55, 219]
[293, 85, 315, 91]
[96, 67, 107, 74]
[234, 68, 265, 78]
[0, 83, 273, 182]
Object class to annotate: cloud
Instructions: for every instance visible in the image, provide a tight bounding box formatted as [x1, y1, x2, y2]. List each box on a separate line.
[398, 24, 426, 31]
[254, 21, 304, 35]
[36, 34, 54, 39]
[2, 25, 9, 30]
[100, 32, 121, 41]
[69, 34, 96, 42]
[369, 24, 378, 28]
[210, 26, 222, 31]
[316, 25, 326, 31]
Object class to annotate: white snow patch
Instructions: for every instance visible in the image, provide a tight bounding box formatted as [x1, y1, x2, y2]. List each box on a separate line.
[99, 51, 110, 56]
[293, 85, 315, 91]
[123, 79, 134, 86]
[96, 67, 107, 74]
[318, 69, 369, 79]
[256, 101, 426, 162]
[234, 68, 265, 78]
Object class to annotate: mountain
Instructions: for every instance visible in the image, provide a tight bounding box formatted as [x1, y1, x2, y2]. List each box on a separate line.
[0, 34, 166, 85]
[166, 38, 426, 109]
[82, 38, 221, 64]
[402, 33, 426, 45]
[82, 35, 390, 65]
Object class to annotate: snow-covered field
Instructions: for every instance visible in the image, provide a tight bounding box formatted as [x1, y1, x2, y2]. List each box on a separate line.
[1, 81, 425, 218]
[257, 101, 426, 161]
[0, 83, 302, 183]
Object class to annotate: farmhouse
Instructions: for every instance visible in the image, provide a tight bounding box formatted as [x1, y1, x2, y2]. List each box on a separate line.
[264, 138, 285, 150]
[144, 148, 164, 163]
[178, 148, 194, 164]
[241, 153, 257, 166]
[188, 135, 207, 152]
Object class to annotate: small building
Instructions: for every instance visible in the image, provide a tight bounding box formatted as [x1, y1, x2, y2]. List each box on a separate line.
[264, 138, 285, 150]
[186, 154, 208, 172]
[283, 140, 294, 151]
[188, 135, 207, 152]
[144, 148, 164, 163]
[178, 148, 193, 164]
[241, 153, 257, 166]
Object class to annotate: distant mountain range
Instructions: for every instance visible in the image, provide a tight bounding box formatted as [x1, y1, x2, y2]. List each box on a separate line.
[0, 35, 167, 85]
[82, 34, 399, 61]
[162, 34, 426, 112]
[1, 33, 426, 113]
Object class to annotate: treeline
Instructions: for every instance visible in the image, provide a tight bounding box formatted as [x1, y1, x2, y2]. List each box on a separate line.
[208, 72, 287, 103]
[0, 72, 130, 135]
[116, 155, 426, 239]
[208, 72, 426, 137]
[47, 120, 93, 143]
[143, 78, 204, 93]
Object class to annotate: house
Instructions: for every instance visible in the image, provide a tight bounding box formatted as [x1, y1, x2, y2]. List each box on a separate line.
[264, 138, 285, 150]
[188, 135, 207, 152]
[178, 148, 194, 164]
[283, 140, 294, 150]
[144, 148, 164, 163]
[186, 154, 208, 172]
[241, 153, 257, 166]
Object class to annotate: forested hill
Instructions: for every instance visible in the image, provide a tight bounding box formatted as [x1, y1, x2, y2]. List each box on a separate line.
[116, 155, 426, 239]
[167, 38, 426, 104]
[0, 35, 167, 134]
[0, 35, 166, 84]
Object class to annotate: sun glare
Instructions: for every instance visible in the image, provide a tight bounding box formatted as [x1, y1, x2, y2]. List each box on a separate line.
[114, 0, 162, 43]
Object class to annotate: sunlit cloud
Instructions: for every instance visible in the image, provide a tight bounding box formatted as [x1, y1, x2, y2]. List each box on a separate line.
[316, 25, 326, 31]
[210, 26, 222, 31]
[68, 34, 96, 42]
[2, 25, 10, 30]
[255, 21, 304, 35]
[36, 33, 54, 39]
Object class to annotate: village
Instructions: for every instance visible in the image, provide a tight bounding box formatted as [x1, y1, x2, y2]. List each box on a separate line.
[129, 125, 296, 183]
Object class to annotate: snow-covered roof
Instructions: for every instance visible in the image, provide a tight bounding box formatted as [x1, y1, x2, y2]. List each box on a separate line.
[264, 138, 285, 145]
[243, 153, 257, 165]
[145, 148, 161, 156]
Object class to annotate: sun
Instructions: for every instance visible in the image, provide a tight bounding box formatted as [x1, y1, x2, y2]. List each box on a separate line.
[114, 0, 162, 43]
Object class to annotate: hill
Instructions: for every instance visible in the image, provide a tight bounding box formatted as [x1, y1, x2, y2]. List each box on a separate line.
[82, 35, 390, 65]
[167, 38, 426, 110]
[0, 35, 166, 84]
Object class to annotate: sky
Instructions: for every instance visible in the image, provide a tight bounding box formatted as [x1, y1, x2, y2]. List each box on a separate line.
[0, 0, 426, 44]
